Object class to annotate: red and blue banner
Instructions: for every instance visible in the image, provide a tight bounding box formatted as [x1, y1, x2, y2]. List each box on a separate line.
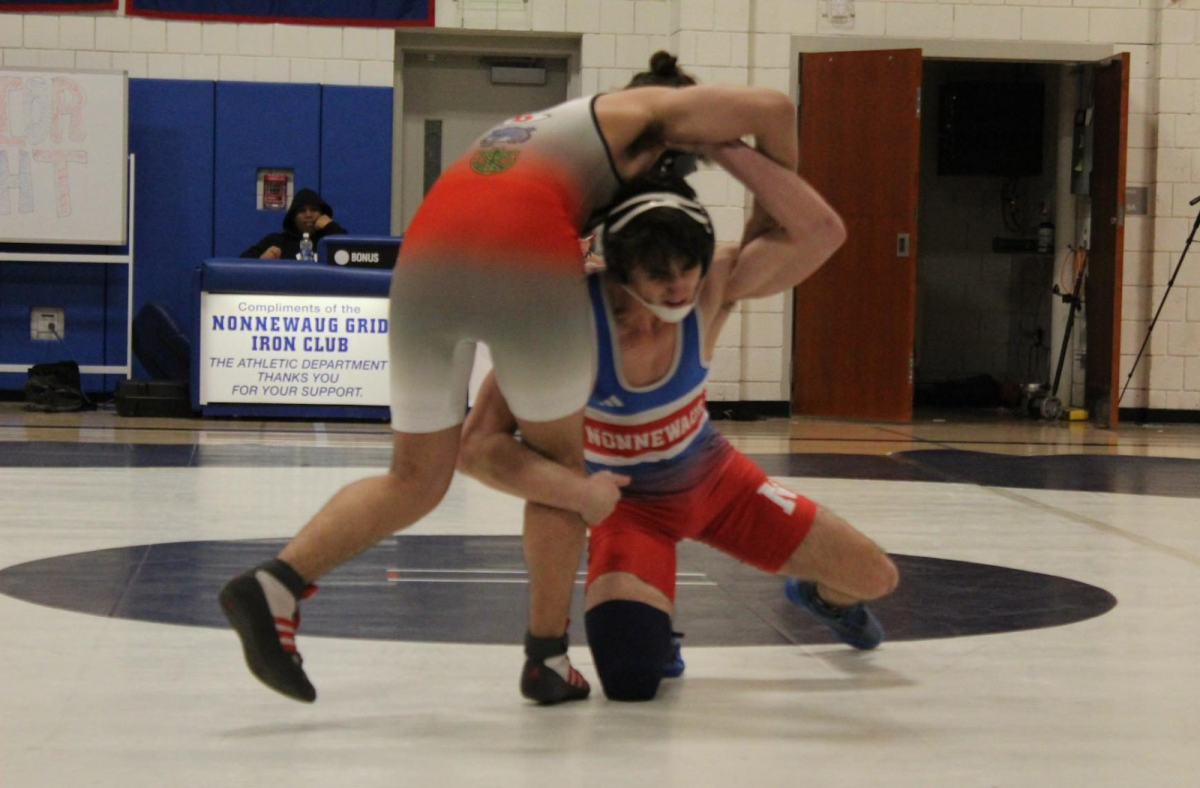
[127, 1, 434, 27]
[0, 1, 117, 10]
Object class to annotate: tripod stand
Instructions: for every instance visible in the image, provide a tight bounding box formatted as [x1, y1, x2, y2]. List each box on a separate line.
[1119, 197, 1200, 406]
[1026, 250, 1087, 421]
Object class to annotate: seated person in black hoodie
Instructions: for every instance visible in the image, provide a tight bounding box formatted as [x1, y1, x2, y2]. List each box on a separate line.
[240, 188, 348, 260]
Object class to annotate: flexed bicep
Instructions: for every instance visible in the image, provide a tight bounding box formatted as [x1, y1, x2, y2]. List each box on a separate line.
[706, 142, 846, 302]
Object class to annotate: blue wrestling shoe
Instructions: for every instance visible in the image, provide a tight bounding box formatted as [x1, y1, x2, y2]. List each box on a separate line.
[662, 633, 685, 679]
[785, 578, 883, 650]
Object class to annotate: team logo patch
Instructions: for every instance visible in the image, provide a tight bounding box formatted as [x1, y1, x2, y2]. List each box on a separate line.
[506, 112, 549, 124]
[481, 127, 535, 147]
[471, 149, 519, 175]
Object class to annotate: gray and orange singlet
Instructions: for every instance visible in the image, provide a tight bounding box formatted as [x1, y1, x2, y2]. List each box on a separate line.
[401, 96, 622, 273]
[387, 96, 621, 432]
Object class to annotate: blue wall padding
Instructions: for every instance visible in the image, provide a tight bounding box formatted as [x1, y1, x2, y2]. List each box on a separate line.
[3, 79, 393, 396]
[0, 261, 111, 390]
[214, 82, 322, 257]
[102, 263, 130, 390]
[128, 78, 215, 330]
[320, 86, 393, 236]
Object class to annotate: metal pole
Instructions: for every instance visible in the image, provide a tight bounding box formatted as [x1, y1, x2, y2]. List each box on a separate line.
[1119, 204, 1200, 405]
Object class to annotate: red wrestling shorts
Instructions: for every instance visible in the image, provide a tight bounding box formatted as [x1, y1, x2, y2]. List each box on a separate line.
[586, 450, 817, 602]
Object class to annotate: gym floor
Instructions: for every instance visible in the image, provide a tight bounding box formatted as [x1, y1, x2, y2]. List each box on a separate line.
[1, 403, 1197, 787]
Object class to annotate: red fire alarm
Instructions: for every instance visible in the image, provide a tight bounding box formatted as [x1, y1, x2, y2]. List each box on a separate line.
[262, 172, 290, 210]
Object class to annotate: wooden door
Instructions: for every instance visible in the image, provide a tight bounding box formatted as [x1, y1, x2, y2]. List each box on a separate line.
[792, 50, 922, 422]
[1086, 53, 1128, 427]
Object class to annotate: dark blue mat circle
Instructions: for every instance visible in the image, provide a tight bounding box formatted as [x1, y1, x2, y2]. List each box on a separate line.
[0, 536, 1116, 646]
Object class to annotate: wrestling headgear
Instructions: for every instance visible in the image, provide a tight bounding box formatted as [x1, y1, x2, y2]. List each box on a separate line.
[601, 184, 715, 323]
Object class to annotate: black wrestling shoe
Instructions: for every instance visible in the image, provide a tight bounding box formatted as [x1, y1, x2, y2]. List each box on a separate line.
[520, 632, 591, 705]
[219, 563, 318, 703]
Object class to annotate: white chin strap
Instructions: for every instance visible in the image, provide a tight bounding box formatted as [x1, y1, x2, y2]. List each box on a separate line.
[621, 285, 697, 323]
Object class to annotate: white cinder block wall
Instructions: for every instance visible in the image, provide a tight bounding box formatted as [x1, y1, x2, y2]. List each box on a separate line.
[4, 0, 1200, 412]
[1, 9, 396, 85]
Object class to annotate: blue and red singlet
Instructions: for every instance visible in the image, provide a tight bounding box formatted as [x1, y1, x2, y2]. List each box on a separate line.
[583, 274, 735, 496]
[582, 275, 817, 601]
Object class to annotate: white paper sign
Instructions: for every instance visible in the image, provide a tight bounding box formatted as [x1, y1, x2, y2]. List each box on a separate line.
[0, 68, 128, 245]
[200, 293, 390, 406]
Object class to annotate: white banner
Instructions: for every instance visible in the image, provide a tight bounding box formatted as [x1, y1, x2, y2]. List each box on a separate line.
[200, 293, 390, 406]
[0, 68, 128, 245]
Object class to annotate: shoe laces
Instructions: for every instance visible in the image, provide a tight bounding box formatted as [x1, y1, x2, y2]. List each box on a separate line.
[288, 585, 318, 665]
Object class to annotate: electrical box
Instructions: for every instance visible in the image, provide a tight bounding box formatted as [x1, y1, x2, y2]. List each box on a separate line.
[31, 307, 64, 341]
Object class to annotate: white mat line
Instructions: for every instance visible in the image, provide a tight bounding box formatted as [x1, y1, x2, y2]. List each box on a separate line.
[386, 568, 708, 577]
[318, 579, 718, 586]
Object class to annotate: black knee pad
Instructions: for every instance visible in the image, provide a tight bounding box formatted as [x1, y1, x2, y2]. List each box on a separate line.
[585, 600, 672, 702]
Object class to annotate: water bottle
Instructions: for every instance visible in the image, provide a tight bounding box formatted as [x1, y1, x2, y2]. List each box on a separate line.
[1037, 219, 1054, 254]
[299, 233, 315, 262]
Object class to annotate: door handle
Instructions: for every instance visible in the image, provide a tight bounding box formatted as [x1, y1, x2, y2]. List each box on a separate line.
[897, 233, 911, 258]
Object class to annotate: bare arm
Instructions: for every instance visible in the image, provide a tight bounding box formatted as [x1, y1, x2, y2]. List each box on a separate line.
[459, 373, 629, 525]
[596, 85, 797, 179]
[653, 85, 797, 169]
[707, 142, 846, 303]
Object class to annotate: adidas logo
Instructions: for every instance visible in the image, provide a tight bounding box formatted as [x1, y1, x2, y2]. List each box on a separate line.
[598, 394, 624, 408]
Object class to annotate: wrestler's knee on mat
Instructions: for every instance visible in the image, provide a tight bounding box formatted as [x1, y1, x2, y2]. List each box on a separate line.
[585, 600, 672, 702]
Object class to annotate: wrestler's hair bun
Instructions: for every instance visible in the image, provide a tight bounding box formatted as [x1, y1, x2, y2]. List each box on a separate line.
[626, 51, 696, 89]
[649, 51, 679, 76]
